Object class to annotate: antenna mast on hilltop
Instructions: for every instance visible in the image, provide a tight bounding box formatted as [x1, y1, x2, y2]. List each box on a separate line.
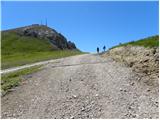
[41, 20, 42, 25]
[45, 18, 48, 26]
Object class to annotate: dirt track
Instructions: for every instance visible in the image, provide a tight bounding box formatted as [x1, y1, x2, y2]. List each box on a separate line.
[1, 54, 159, 119]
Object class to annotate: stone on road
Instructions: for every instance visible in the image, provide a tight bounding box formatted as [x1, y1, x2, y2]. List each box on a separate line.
[1, 54, 158, 119]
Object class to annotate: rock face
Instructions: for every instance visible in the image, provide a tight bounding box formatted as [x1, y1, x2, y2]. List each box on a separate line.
[14, 24, 77, 50]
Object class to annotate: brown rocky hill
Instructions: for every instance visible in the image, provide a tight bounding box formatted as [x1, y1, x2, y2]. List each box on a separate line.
[4, 24, 77, 50]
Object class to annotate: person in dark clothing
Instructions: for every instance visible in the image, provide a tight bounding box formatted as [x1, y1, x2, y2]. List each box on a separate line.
[97, 47, 99, 53]
[103, 45, 106, 52]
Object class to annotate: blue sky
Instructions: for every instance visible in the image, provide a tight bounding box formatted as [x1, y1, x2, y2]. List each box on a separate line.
[1, 1, 159, 52]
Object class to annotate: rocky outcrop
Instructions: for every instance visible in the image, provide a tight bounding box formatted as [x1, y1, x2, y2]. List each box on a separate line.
[14, 24, 77, 50]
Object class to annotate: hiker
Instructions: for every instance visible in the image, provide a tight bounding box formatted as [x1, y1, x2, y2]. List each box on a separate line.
[97, 47, 99, 53]
[103, 45, 106, 52]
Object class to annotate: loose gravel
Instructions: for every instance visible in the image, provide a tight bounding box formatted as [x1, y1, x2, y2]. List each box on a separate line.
[1, 54, 159, 118]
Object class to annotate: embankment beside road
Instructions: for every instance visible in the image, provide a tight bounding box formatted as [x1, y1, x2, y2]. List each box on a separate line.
[102, 45, 159, 87]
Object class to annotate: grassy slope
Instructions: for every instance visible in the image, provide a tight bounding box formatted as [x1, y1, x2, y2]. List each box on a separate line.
[2, 31, 82, 69]
[1, 65, 42, 95]
[111, 35, 159, 49]
[2, 31, 55, 55]
[2, 51, 83, 69]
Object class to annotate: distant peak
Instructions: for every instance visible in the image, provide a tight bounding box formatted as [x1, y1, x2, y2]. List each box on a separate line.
[3, 24, 77, 50]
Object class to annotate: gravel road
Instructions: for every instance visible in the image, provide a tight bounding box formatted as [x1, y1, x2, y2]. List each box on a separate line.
[1, 54, 159, 119]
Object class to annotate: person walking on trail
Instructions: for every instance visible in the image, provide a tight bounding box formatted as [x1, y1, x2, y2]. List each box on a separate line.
[103, 45, 106, 52]
[97, 47, 99, 53]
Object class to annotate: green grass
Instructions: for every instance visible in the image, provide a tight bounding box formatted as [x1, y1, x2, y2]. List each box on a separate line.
[1, 31, 83, 69]
[111, 35, 159, 49]
[1, 31, 54, 55]
[2, 50, 83, 69]
[1, 65, 42, 95]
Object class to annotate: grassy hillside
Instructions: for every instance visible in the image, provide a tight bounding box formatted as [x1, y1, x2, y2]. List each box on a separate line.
[2, 31, 55, 55]
[111, 35, 159, 49]
[1, 31, 82, 69]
